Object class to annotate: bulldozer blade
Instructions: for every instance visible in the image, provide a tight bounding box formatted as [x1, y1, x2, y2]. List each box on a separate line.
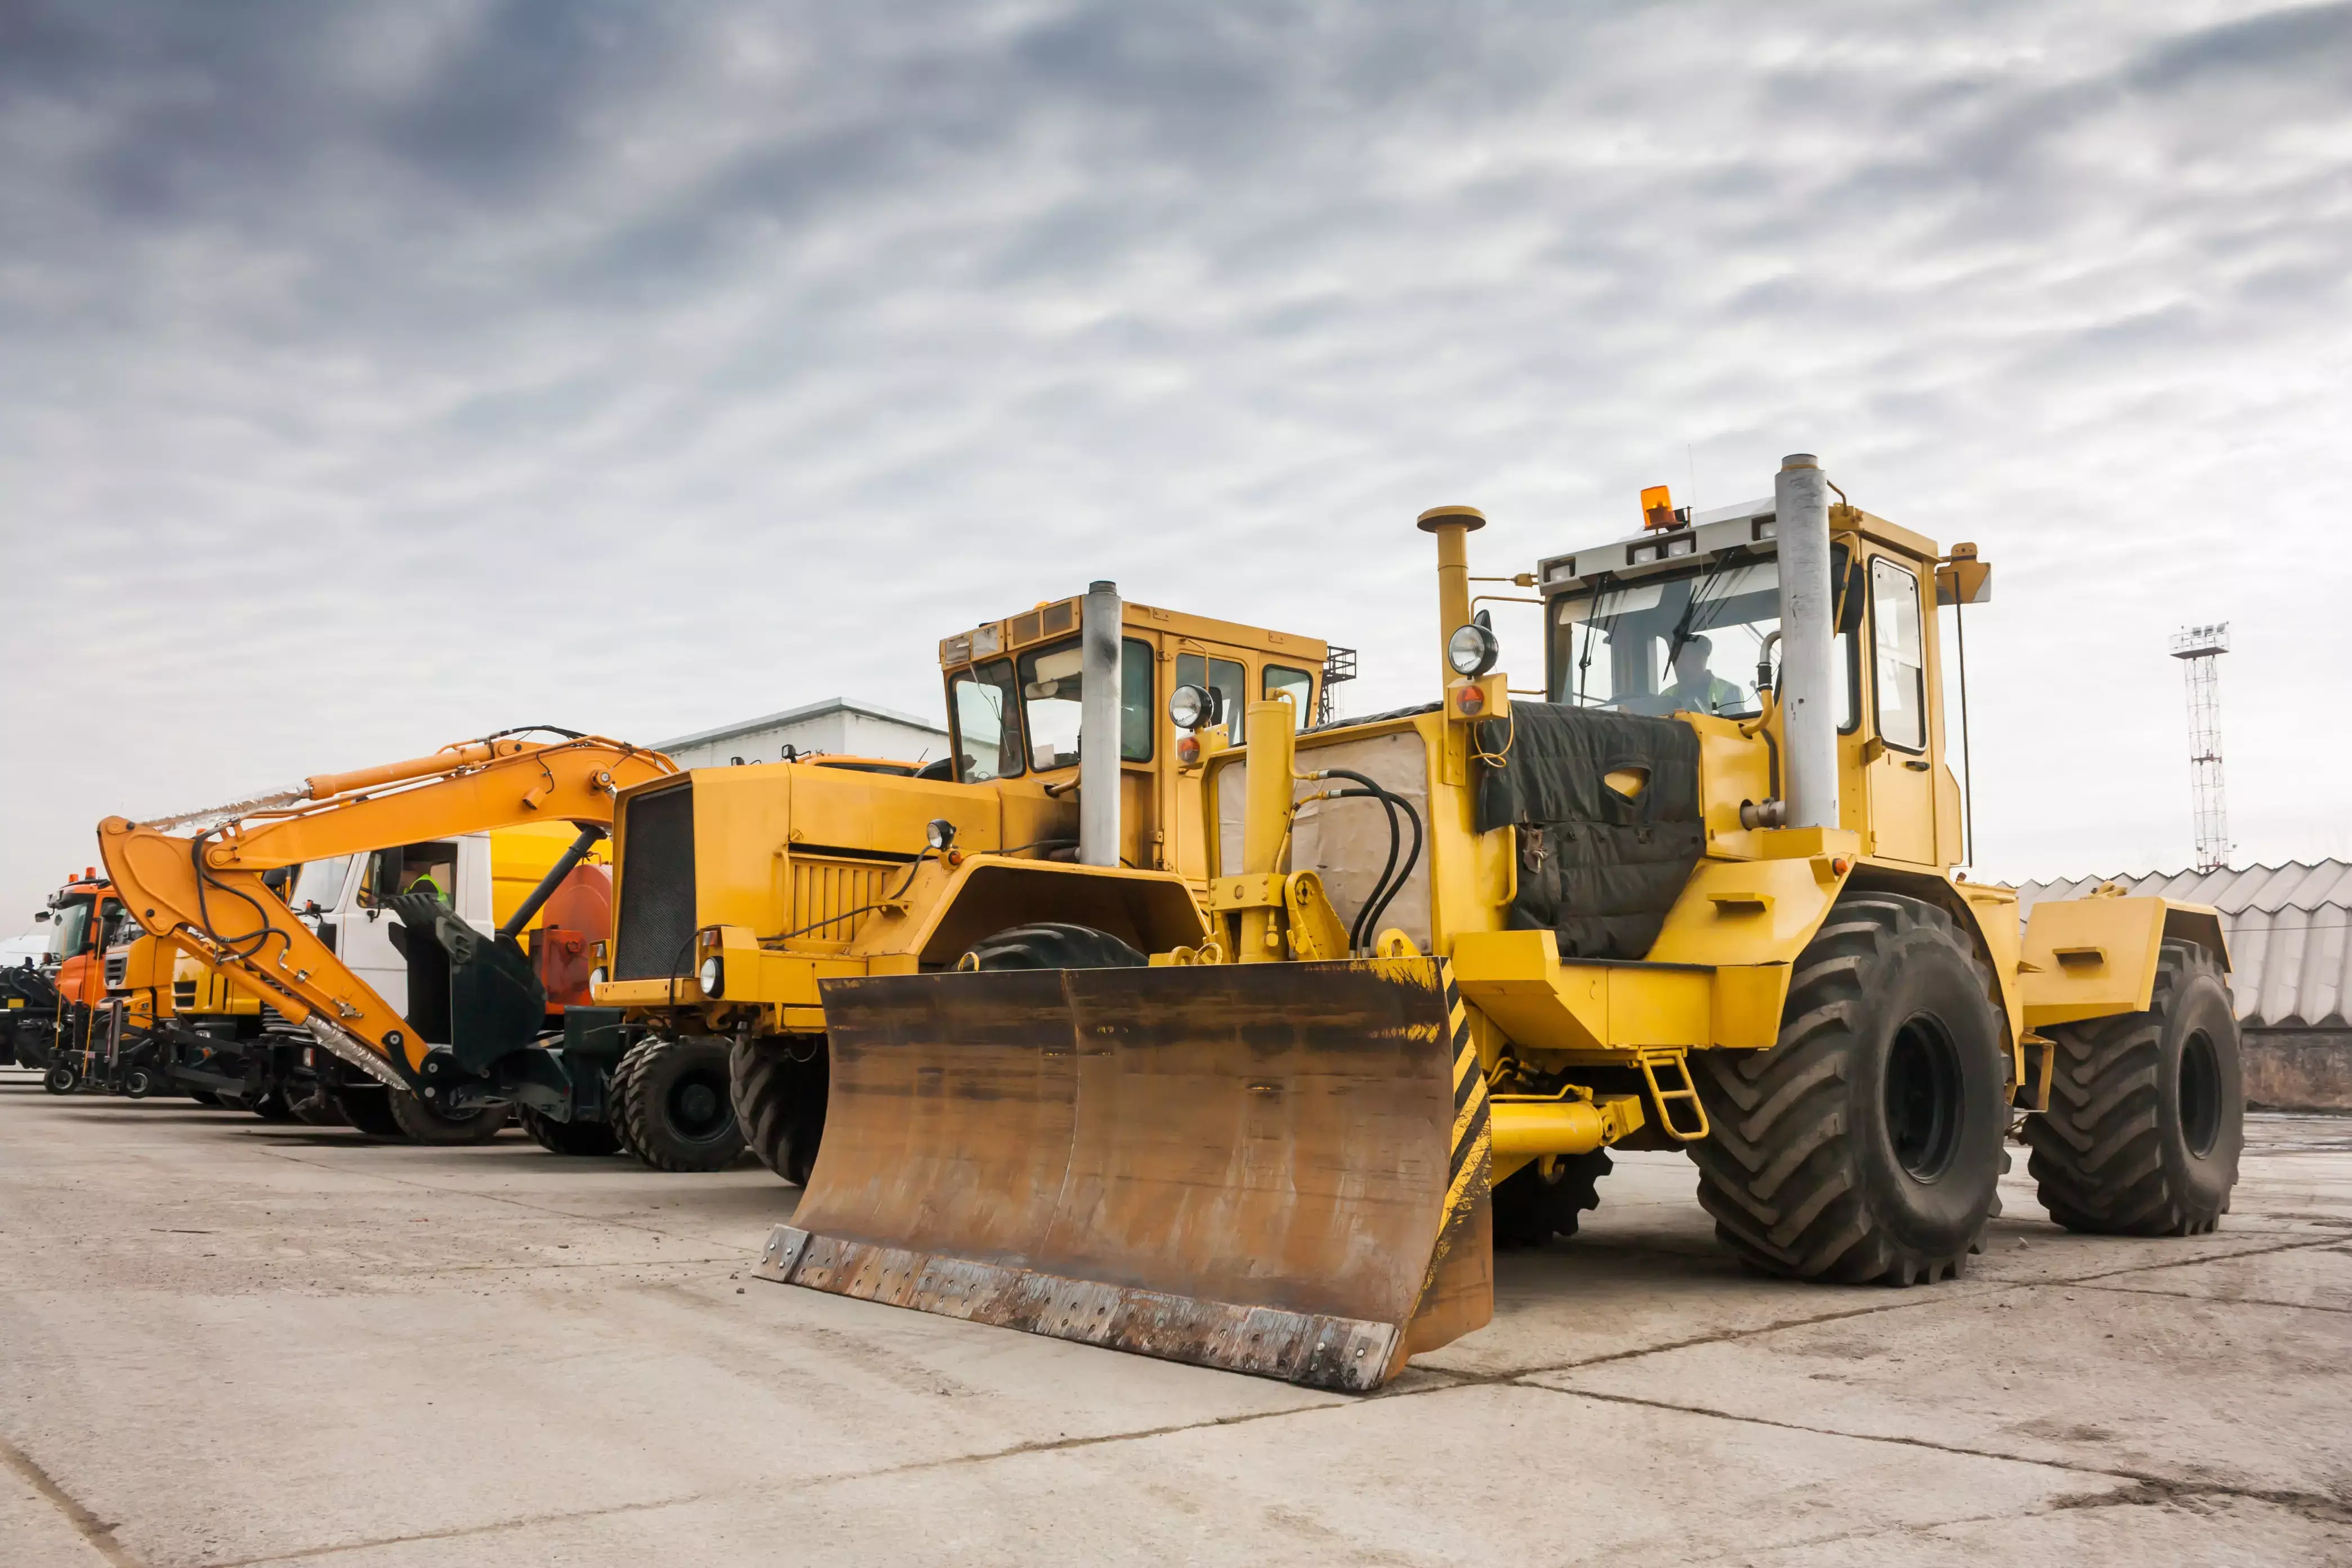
[754, 958, 1492, 1391]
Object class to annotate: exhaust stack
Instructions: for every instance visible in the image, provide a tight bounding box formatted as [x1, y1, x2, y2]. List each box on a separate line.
[1079, 580, 1122, 868]
[1774, 454, 1840, 832]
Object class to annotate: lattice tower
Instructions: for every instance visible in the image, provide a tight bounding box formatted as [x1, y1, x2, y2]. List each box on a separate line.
[2168, 623, 2230, 873]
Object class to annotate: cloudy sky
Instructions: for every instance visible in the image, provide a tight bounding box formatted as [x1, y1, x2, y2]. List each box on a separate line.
[5, 0, 2349, 924]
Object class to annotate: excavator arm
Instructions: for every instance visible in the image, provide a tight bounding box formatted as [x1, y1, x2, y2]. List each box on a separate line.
[97, 734, 677, 1091]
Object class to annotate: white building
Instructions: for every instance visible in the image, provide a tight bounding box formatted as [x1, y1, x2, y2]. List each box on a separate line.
[655, 697, 950, 771]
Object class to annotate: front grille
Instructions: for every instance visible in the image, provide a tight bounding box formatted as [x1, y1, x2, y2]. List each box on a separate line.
[613, 782, 697, 980]
[788, 857, 895, 943]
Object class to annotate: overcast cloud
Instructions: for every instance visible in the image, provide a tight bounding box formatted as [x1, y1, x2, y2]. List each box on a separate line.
[4, 0, 2350, 921]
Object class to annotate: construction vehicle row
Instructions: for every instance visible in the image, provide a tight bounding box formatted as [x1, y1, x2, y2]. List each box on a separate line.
[30, 452, 2244, 1394]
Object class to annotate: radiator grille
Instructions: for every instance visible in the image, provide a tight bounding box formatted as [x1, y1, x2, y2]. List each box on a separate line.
[788, 858, 897, 944]
[614, 783, 697, 981]
[104, 954, 127, 988]
[172, 980, 197, 1008]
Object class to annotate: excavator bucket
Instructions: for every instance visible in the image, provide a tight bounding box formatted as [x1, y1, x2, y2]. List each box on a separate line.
[754, 958, 1492, 1391]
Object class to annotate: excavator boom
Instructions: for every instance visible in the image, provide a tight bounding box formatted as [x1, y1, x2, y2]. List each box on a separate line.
[98, 735, 676, 1085]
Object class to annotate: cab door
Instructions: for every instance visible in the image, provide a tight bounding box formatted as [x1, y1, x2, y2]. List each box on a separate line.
[1862, 555, 1938, 864]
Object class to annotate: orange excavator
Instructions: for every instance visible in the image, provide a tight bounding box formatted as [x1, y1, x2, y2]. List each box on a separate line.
[99, 730, 686, 1151]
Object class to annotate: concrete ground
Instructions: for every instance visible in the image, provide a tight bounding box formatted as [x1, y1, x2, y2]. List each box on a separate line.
[2, 1070, 2346, 1567]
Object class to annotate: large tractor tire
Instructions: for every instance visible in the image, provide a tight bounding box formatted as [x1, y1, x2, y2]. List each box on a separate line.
[387, 1087, 510, 1145]
[2023, 940, 2242, 1236]
[1492, 1150, 1612, 1249]
[962, 922, 1147, 971]
[731, 1037, 829, 1186]
[517, 1107, 622, 1156]
[1690, 893, 2008, 1285]
[333, 1084, 406, 1138]
[614, 1037, 744, 1172]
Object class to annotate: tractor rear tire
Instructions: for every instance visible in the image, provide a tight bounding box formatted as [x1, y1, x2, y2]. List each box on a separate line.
[731, 1037, 829, 1186]
[962, 923, 1147, 970]
[518, 1107, 622, 1156]
[2023, 940, 2242, 1236]
[1492, 1150, 1612, 1248]
[334, 1085, 406, 1138]
[1690, 893, 2007, 1285]
[387, 1087, 510, 1145]
[615, 1036, 744, 1172]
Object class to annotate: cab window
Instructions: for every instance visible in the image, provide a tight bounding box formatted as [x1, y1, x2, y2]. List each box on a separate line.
[1017, 637, 1154, 771]
[1870, 557, 1927, 752]
[359, 842, 459, 908]
[948, 659, 1022, 782]
[1175, 652, 1250, 743]
[1264, 665, 1314, 729]
[46, 898, 92, 961]
[291, 856, 354, 915]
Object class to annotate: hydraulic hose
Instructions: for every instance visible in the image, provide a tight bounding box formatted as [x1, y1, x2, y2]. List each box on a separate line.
[1315, 769, 1423, 955]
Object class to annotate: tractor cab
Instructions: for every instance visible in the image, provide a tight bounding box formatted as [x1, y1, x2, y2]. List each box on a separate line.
[1535, 485, 1988, 870]
[937, 590, 1344, 882]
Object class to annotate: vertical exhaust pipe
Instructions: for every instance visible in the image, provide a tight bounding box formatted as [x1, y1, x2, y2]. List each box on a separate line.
[1079, 580, 1123, 868]
[1774, 454, 1840, 832]
[1417, 505, 1487, 683]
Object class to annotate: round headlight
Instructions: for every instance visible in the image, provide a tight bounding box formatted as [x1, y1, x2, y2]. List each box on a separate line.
[588, 966, 608, 990]
[925, 817, 957, 851]
[1448, 622, 1500, 678]
[697, 955, 723, 999]
[1167, 683, 1217, 731]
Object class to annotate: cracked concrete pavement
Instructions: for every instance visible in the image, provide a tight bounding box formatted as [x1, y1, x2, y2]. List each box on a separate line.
[3, 1070, 2346, 1566]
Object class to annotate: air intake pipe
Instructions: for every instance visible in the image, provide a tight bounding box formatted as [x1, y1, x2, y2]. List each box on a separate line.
[1079, 580, 1123, 868]
[1774, 454, 1840, 832]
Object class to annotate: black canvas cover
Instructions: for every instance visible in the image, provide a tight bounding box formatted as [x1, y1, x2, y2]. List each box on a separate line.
[1475, 703, 1704, 961]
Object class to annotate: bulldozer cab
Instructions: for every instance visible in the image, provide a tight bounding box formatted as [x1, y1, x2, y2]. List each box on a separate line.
[1537, 495, 1977, 869]
[938, 593, 1332, 883]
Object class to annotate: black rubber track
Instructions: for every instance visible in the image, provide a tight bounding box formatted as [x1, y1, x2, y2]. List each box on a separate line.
[730, 1037, 828, 1186]
[1688, 893, 2008, 1285]
[2023, 939, 2243, 1236]
[961, 923, 1146, 971]
[518, 1106, 622, 1156]
[1492, 1149, 1612, 1248]
[615, 1035, 745, 1172]
[387, 1086, 509, 1145]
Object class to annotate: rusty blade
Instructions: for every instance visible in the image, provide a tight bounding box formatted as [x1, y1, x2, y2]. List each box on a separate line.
[756, 958, 1492, 1391]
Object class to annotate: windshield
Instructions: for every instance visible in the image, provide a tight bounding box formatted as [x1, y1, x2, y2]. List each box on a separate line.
[948, 659, 1022, 783]
[1016, 637, 1154, 773]
[1551, 557, 1781, 717]
[291, 856, 352, 915]
[45, 897, 92, 961]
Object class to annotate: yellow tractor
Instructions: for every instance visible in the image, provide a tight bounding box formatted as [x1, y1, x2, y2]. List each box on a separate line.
[587, 592, 1341, 1178]
[753, 454, 2244, 1392]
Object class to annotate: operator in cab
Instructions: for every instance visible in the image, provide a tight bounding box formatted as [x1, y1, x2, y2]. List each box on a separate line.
[1633, 635, 1746, 717]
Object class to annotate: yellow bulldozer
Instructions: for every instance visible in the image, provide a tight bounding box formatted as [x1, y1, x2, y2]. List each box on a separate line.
[748, 453, 2244, 1392]
[586, 593, 1341, 1179]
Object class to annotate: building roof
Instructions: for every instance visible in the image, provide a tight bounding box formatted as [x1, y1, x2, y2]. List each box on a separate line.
[2013, 861, 2351, 1030]
[655, 696, 947, 753]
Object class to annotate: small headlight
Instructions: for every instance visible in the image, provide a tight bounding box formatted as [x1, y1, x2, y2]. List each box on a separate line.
[1447, 622, 1500, 678]
[589, 966, 608, 990]
[1168, 683, 1218, 731]
[925, 817, 957, 851]
[697, 956, 723, 998]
